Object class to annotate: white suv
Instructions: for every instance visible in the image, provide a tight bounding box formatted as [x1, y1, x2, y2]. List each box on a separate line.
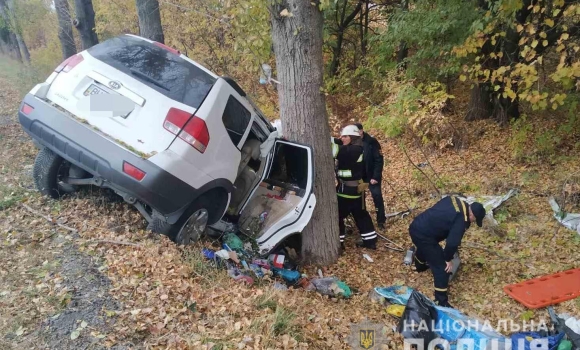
[18, 34, 316, 255]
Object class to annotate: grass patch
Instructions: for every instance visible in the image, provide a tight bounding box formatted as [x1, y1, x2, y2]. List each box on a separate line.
[182, 246, 230, 287]
[0, 57, 45, 97]
[255, 293, 278, 311]
[0, 186, 26, 211]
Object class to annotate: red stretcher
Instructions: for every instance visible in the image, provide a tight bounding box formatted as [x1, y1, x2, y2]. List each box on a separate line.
[503, 268, 580, 309]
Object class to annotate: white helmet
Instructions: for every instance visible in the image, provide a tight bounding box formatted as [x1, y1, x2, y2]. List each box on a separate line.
[341, 125, 360, 137]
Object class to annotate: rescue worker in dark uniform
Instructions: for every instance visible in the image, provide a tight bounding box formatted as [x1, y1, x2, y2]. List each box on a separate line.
[409, 196, 486, 307]
[355, 123, 386, 228]
[332, 125, 378, 251]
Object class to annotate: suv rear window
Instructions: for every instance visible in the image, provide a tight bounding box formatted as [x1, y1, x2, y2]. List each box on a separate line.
[87, 35, 216, 109]
[222, 95, 252, 147]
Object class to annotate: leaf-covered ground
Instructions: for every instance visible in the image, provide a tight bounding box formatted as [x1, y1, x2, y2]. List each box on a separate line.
[0, 73, 579, 350]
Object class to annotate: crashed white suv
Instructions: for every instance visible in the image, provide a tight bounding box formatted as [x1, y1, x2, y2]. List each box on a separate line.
[18, 34, 316, 255]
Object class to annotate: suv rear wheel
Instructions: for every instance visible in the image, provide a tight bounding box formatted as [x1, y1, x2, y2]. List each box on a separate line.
[148, 191, 225, 245]
[33, 147, 78, 198]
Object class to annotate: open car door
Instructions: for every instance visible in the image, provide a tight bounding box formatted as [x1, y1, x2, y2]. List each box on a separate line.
[236, 139, 316, 255]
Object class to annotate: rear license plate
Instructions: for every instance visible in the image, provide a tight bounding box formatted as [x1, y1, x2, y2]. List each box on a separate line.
[83, 84, 108, 96]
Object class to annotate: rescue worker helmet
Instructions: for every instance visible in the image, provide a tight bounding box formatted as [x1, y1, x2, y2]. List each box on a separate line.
[341, 125, 360, 137]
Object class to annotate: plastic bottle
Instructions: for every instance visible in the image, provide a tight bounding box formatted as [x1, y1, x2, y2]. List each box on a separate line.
[448, 252, 461, 282]
[404, 246, 416, 265]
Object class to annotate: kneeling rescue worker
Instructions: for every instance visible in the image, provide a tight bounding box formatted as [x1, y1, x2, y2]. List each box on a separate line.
[332, 125, 377, 251]
[409, 196, 486, 307]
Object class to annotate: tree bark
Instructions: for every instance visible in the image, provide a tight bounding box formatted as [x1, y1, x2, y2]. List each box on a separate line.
[55, 0, 77, 59]
[135, 0, 165, 43]
[465, 83, 492, 121]
[74, 0, 99, 50]
[0, 0, 21, 62]
[5, 0, 29, 62]
[270, 0, 340, 266]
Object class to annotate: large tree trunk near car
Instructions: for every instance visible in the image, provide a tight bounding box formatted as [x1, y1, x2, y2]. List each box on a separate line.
[55, 0, 77, 59]
[136, 0, 165, 44]
[465, 83, 493, 121]
[270, 0, 340, 266]
[74, 0, 99, 50]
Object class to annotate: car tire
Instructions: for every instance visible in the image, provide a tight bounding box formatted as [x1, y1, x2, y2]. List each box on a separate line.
[33, 147, 69, 199]
[148, 200, 211, 245]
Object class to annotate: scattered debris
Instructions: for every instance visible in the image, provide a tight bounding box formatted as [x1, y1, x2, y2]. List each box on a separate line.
[362, 253, 373, 262]
[446, 188, 518, 225]
[549, 197, 580, 233]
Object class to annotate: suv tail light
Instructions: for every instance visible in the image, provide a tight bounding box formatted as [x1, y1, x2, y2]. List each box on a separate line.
[163, 108, 210, 153]
[55, 54, 84, 73]
[21, 103, 34, 115]
[123, 161, 146, 181]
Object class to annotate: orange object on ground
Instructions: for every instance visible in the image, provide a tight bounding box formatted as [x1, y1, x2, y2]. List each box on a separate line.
[503, 268, 580, 309]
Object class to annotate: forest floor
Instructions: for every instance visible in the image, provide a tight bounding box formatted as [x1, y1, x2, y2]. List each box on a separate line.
[0, 61, 579, 350]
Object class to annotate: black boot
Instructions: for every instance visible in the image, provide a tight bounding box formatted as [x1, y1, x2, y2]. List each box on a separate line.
[434, 290, 453, 308]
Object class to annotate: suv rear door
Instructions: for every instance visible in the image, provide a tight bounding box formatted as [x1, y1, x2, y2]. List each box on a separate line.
[45, 35, 217, 157]
[239, 140, 316, 254]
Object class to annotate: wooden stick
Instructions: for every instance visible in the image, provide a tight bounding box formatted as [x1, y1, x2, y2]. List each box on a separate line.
[21, 204, 78, 233]
[399, 142, 442, 197]
[85, 239, 141, 247]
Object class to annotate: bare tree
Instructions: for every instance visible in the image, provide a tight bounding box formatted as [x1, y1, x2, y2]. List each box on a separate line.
[270, 0, 340, 265]
[136, 0, 164, 43]
[73, 0, 99, 49]
[55, 0, 77, 59]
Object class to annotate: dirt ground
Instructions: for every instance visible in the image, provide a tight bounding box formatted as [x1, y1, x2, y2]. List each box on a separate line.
[0, 72, 579, 350]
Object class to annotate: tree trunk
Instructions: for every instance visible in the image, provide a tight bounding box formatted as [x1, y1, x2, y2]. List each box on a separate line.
[55, 0, 77, 59]
[360, 0, 369, 56]
[5, 0, 29, 63]
[270, 0, 340, 266]
[329, 31, 344, 76]
[0, 0, 20, 62]
[465, 83, 492, 121]
[135, 0, 164, 43]
[74, 0, 99, 50]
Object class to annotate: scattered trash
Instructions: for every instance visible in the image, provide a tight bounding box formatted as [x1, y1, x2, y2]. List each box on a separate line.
[558, 340, 573, 350]
[202, 248, 216, 260]
[362, 254, 373, 262]
[549, 197, 580, 233]
[297, 278, 316, 291]
[511, 332, 564, 350]
[273, 282, 288, 291]
[259, 211, 268, 222]
[386, 209, 413, 220]
[369, 289, 386, 304]
[317, 269, 324, 278]
[229, 251, 240, 264]
[386, 304, 405, 318]
[224, 233, 244, 251]
[377, 232, 405, 252]
[228, 268, 254, 285]
[447, 188, 518, 225]
[215, 249, 230, 260]
[268, 254, 285, 268]
[565, 317, 580, 335]
[503, 268, 580, 309]
[243, 242, 253, 251]
[252, 259, 270, 269]
[271, 267, 300, 284]
[403, 246, 415, 266]
[397, 290, 438, 349]
[377, 285, 507, 350]
[311, 277, 352, 298]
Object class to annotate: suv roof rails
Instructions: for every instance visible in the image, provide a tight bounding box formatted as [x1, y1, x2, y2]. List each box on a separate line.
[221, 76, 246, 97]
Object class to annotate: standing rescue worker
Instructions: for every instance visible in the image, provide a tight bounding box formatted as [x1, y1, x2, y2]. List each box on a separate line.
[355, 123, 386, 228]
[409, 196, 486, 307]
[332, 125, 378, 251]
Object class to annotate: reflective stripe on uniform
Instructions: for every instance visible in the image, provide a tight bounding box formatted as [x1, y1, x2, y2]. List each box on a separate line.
[451, 196, 460, 213]
[357, 154, 363, 162]
[337, 193, 361, 199]
[414, 255, 426, 265]
[434, 287, 448, 292]
[337, 169, 352, 177]
[361, 231, 377, 240]
[339, 235, 345, 242]
[459, 199, 467, 221]
[332, 143, 339, 158]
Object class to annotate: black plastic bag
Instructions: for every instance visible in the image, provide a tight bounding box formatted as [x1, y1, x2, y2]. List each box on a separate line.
[397, 290, 439, 349]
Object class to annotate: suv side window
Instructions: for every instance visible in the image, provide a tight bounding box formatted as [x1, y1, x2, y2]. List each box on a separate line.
[222, 95, 252, 148]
